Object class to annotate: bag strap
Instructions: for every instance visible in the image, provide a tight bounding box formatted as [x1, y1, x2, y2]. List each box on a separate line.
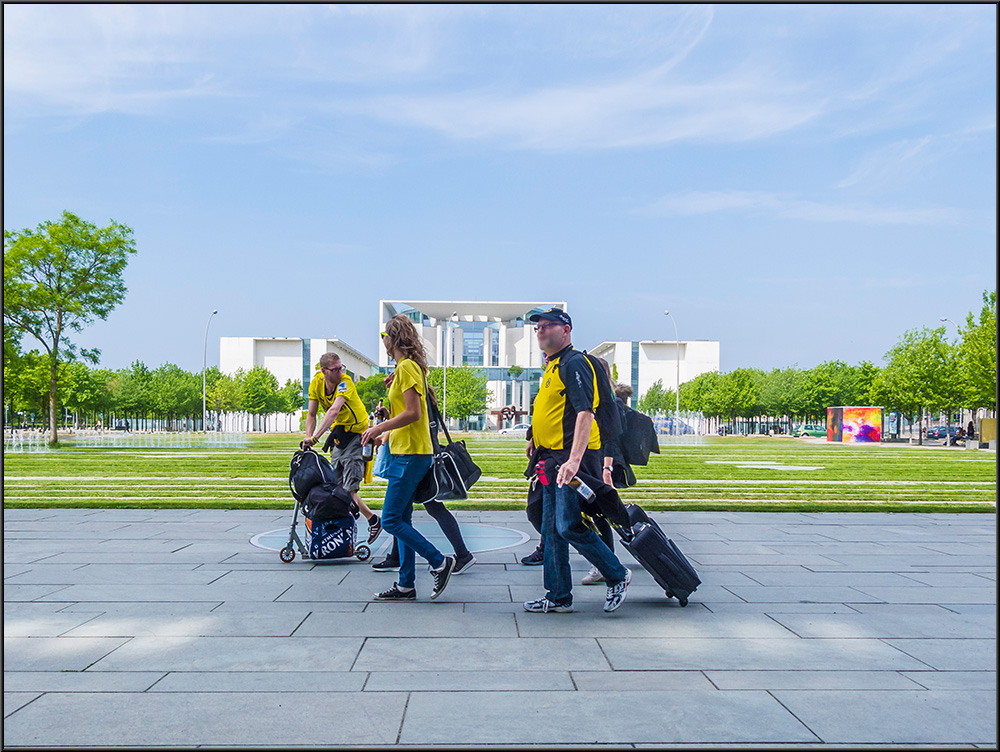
[421, 373, 451, 452]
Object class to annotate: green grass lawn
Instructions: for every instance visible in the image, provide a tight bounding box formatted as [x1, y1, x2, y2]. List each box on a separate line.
[3, 433, 995, 513]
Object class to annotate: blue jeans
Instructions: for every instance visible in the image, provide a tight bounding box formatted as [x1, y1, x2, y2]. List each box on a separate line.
[380, 453, 441, 590]
[542, 480, 627, 605]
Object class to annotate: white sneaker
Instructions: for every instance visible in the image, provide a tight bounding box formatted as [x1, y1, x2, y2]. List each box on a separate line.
[581, 566, 605, 585]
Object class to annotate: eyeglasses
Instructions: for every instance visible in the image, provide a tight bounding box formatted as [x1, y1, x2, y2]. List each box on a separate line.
[380, 331, 387, 338]
[534, 322, 566, 333]
[323, 365, 343, 372]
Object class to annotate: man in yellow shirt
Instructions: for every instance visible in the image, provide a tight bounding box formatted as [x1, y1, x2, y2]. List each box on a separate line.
[302, 352, 382, 544]
[522, 308, 630, 614]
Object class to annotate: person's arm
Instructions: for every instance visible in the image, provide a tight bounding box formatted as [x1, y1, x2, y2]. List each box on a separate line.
[525, 426, 534, 459]
[602, 453, 614, 484]
[302, 399, 320, 448]
[556, 411, 595, 487]
[311, 395, 346, 442]
[362, 387, 421, 445]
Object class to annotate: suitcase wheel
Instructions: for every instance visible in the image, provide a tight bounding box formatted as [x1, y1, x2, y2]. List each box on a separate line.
[355, 544, 371, 562]
[677, 595, 689, 607]
[279, 546, 296, 563]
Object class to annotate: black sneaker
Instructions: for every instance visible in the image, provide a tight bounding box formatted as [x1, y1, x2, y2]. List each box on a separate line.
[371, 557, 399, 572]
[373, 583, 415, 601]
[520, 545, 544, 566]
[429, 556, 456, 600]
[453, 552, 477, 575]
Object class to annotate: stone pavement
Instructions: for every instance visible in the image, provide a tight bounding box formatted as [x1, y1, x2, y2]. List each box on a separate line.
[3, 508, 996, 748]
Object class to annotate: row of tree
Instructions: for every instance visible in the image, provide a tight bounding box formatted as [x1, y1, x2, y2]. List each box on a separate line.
[636, 290, 996, 439]
[2, 351, 495, 434]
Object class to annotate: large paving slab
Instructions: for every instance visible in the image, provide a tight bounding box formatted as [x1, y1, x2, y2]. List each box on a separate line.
[4, 508, 996, 748]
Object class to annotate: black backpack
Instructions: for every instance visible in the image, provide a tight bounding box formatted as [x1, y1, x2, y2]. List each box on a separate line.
[288, 448, 341, 503]
[302, 483, 355, 522]
[558, 349, 625, 448]
[619, 404, 660, 466]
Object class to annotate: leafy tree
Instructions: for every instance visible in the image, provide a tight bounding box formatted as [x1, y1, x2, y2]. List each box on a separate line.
[3, 349, 51, 425]
[957, 289, 997, 410]
[241, 365, 280, 430]
[638, 379, 676, 414]
[758, 366, 808, 424]
[355, 373, 389, 414]
[276, 379, 304, 415]
[880, 327, 953, 444]
[150, 363, 201, 428]
[428, 366, 490, 426]
[4, 211, 137, 443]
[508, 364, 524, 379]
[804, 361, 861, 419]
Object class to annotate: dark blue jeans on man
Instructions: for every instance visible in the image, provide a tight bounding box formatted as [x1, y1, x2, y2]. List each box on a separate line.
[541, 478, 627, 606]
[379, 452, 441, 590]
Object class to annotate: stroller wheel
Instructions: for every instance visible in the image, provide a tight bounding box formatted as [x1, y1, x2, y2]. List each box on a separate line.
[279, 546, 296, 563]
[355, 544, 371, 561]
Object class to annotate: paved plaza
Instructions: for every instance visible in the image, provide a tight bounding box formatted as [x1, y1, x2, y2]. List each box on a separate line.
[3, 508, 996, 748]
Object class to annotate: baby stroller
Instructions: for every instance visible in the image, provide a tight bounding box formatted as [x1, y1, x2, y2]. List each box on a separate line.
[280, 447, 372, 564]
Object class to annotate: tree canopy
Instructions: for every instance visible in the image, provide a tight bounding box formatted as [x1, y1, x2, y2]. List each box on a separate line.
[4, 211, 136, 443]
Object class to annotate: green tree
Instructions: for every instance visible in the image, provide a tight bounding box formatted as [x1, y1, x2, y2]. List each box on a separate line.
[758, 366, 808, 425]
[804, 361, 861, 420]
[507, 364, 524, 379]
[150, 363, 201, 429]
[355, 373, 389, 414]
[241, 365, 280, 431]
[4, 211, 136, 444]
[880, 327, 953, 445]
[957, 289, 997, 410]
[638, 379, 676, 414]
[428, 366, 490, 427]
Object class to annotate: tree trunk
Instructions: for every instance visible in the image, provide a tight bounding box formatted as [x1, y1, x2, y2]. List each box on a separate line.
[48, 352, 59, 446]
[917, 406, 924, 445]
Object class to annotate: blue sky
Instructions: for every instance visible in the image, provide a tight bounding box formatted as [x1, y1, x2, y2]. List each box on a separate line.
[4, 4, 996, 375]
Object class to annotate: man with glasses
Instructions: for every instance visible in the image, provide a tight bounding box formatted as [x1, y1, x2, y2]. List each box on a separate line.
[522, 308, 631, 614]
[303, 352, 382, 543]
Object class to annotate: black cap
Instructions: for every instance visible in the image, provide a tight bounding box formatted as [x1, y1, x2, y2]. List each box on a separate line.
[528, 307, 572, 327]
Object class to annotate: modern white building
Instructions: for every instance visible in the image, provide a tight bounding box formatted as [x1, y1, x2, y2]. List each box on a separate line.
[219, 336, 378, 409]
[588, 340, 721, 405]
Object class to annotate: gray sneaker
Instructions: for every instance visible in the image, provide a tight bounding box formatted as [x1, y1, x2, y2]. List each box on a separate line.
[604, 568, 632, 613]
[523, 596, 574, 613]
[581, 565, 605, 585]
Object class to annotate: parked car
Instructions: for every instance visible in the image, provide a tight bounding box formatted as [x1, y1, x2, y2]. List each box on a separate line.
[926, 426, 961, 440]
[498, 423, 530, 436]
[793, 424, 826, 438]
[654, 416, 694, 435]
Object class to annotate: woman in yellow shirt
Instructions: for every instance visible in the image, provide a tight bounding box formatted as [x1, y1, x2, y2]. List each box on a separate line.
[361, 314, 456, 601]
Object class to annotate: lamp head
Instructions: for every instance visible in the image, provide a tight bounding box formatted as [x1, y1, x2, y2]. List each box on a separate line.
[212, 309, 218, 315]
[664, 310, 670, 316]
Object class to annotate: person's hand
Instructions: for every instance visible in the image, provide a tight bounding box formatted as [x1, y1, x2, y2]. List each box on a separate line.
[383, 372, 395, 388]
[361, 424, 382, 446]
[556, 457, 581, 488]
[525, 438, 534, 459]
[300, 436, 317, 451]
[373, 405, 390, 420]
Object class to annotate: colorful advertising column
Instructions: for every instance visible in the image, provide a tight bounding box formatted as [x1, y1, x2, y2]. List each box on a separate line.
[827, 406, 883, 443]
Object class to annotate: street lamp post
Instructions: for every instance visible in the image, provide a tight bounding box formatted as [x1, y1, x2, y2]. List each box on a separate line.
[663, 310, 681, 436]
[202, 309, 218, 432]
[443, 311, 457, 427]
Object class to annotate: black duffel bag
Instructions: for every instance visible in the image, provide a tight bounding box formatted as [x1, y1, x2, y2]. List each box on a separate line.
[414, 377, 481, 504]
[302, 482, 356, 522]
[288, 447, 341, 503]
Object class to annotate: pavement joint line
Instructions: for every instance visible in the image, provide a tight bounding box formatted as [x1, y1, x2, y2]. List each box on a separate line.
[765, 689, 825, 744]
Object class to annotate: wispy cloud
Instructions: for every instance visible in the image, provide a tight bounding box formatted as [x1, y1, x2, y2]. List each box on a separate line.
[837, 122, 997, 189]
[634, 190, 961, 226]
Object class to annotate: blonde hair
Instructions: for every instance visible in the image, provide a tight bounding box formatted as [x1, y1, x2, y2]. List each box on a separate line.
[317, 352, 341, 370]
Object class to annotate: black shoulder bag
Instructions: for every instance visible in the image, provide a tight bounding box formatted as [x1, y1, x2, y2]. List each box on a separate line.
[414, 376, 482, 504]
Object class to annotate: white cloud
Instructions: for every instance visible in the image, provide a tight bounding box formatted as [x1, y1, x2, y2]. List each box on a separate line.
[635, 190, 960, 226]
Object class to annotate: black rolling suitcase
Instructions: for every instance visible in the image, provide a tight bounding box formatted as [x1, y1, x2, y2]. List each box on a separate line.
[618, 503, 701, 606]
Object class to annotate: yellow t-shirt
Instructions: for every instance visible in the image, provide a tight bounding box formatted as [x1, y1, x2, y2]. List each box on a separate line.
[387, 358, 433, 456]
[308, 372, 368, 434]
[531, 349, 601, 452]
